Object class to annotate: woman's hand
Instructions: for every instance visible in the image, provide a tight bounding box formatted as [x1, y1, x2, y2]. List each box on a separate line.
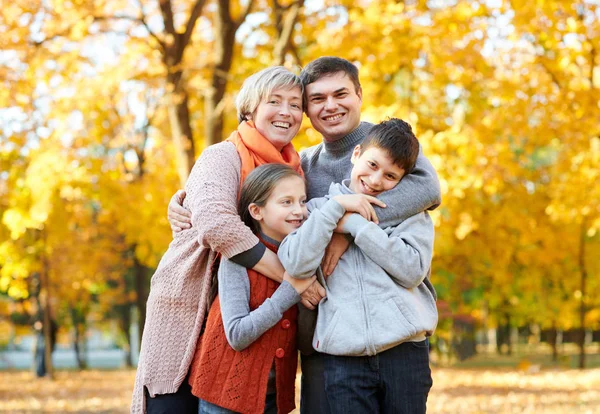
[284, 272, 318, 295]
[332, 194, 386, 224]
[168, 190, 192, 232]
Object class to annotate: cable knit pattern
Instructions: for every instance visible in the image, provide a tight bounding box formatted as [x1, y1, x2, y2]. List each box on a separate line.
[131, 142, 260, 414]
[188, 266, 298, 414]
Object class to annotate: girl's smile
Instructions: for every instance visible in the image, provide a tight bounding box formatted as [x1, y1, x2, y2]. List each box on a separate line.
[249, 175, 308, 242]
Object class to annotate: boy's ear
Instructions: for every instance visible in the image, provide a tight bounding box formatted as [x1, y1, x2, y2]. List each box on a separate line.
[350, 145, 362, 164]
[248, 203, 263, 221]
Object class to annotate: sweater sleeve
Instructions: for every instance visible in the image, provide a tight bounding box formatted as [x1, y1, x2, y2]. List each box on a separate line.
[375, 148, 441, 228]
[342, 211, 434, 289]
[218, 258, 301, 352]
[183, 142, 259, 259]
[278, 199, 346, 279]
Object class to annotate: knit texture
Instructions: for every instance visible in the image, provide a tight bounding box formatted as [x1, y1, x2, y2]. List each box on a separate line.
[131, 142, 260, 414]
[188, 242, 298, 414]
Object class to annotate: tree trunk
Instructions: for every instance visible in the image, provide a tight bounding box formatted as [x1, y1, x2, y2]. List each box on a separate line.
[167, 70, 196, 186]
[272, 0, 303, 65]
[71, 308, 87, 369]
[134, 257, 148, 347]
[40, 231, 54, 379]
[578, 219, 588, 369]
[548, 324, 559, 362]
[118, 306, 133, 368]
[205, 4, 237, 147]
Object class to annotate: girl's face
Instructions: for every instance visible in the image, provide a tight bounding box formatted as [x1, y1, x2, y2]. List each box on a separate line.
[252, 86, 303, 151]
[249, 175, 308, 242]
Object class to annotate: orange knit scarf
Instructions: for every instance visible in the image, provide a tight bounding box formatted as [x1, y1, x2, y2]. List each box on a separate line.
[226, 121, 303, 185]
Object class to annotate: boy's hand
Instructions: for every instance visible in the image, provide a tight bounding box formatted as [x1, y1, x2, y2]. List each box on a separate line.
[333, 194, 386, 224]
[298, 279, 326, 309]
[168, 190, 192, 232]
[284, 272, 318, 295]
[322, 233, 351, 277]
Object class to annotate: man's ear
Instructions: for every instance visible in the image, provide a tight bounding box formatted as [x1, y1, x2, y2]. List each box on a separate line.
[357, 86, 363, 103]
[351, 145, 362, 164]
[248, 203, 263, 221]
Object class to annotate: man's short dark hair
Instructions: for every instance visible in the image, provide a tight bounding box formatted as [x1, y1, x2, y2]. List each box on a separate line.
[361, 118, 420, 173]
[300, 57, 361, 93]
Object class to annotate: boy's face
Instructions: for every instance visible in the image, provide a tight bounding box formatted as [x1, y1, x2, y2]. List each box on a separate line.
[349, 145, 405, 196]
[304, 72, 362, 142]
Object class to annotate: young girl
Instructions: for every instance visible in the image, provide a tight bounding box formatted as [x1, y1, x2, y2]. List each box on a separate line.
[188, 164, 317, 414]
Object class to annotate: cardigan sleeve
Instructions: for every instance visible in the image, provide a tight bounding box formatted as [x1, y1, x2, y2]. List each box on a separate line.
[183, 142, 259, 259]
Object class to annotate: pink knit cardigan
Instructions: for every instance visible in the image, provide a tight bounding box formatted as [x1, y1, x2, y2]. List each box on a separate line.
[131, 142, 259, 413]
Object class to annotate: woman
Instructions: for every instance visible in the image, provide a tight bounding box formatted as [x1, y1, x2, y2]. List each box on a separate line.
[132, 66, 324, 414]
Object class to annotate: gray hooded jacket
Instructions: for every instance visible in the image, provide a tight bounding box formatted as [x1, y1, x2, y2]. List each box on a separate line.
[278, 181, 438, 356]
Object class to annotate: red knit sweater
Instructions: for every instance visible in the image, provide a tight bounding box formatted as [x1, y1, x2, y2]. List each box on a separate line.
[188, 248, 298, 414]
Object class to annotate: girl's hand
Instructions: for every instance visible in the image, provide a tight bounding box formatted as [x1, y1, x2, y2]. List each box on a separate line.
[332, 194, 386, 224]
[284, 272, 318, 296]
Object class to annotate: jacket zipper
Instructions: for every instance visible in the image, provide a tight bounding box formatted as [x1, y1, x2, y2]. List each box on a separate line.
[354, 247, 375, 356]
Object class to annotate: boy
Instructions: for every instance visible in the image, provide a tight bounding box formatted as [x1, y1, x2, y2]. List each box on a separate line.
[278, 118, 437, 413]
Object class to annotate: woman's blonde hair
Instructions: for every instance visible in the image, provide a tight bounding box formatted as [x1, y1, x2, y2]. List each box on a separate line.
[235, 66, 303, 123]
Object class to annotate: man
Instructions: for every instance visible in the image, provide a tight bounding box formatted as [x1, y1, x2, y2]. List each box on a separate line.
[168, 57, 441, 413]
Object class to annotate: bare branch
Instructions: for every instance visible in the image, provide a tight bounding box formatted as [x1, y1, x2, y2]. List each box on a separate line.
[159, 0, 176, 34]
[93, 14, 165, 51]
[273, 0, 303, 65]
[182, 0, 207, 49]
[235, 0, 256, 29]
[537, 58, 562, 91]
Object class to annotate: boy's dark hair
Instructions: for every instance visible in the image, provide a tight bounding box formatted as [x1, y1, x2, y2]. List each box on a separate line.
[300, 57, 362, 94]
[361, 118, 420, 173]
[238, 164, 305, 234]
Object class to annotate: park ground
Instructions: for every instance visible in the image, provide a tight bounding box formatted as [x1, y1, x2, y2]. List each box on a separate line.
[1, 364, 599, 413]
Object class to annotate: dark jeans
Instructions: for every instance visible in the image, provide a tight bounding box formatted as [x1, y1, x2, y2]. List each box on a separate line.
[145, 378, 198, 414]
[198, 393, 277, 414]
[322, 340, 432, 414]
[300, 352, 330, 414]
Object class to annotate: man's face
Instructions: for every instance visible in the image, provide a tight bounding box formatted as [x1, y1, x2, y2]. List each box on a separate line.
[305, 72, 362, 142]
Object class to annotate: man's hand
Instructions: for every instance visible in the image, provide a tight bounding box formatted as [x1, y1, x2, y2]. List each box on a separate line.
[299, 279, 326, 310]
[322, 233, 351, 277]
[168, 190, 192, 232]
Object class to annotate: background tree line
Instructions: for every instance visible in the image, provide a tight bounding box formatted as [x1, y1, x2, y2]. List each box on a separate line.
[1, 0, 598, 374]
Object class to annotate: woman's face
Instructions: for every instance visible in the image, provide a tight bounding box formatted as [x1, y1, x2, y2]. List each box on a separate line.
[252, 86, 303, 151]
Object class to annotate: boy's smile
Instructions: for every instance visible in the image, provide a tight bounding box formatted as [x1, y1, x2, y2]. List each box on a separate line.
[349, 145, 405, 196]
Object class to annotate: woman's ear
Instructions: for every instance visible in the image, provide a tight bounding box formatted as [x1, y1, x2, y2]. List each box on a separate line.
[248, 203, 263, 221]
[351, 145, 362, 164]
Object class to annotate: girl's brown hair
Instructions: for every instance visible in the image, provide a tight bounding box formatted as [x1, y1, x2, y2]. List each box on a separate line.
[238, 164, 305, 234]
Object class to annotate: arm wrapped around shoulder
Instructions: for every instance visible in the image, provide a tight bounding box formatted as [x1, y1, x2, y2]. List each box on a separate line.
[184, 143, 259, 258]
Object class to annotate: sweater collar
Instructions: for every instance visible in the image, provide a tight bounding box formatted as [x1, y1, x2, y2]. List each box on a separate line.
[259, 231, 281, 249]
[322, 122, 373, 156]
